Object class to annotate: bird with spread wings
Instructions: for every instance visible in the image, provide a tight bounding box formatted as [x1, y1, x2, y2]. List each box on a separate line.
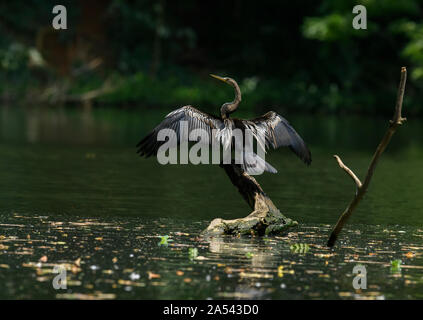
[137, 74, 311, 174]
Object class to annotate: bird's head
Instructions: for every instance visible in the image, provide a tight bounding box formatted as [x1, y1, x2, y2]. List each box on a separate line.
[210, 74, 241, 119]
[210, 74, 237, 87]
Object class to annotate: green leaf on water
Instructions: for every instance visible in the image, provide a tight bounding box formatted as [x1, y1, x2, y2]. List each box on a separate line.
[245, 252, 254, 258]
[158, 235, 172, 247]
[188, 247, 198, 260]
[390, 259, 402, 273]
[290, 243, 310, 254]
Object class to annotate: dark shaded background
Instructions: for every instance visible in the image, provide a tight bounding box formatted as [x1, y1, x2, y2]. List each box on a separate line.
[0, 0, 422, 115]
[1, 3, 423, 301]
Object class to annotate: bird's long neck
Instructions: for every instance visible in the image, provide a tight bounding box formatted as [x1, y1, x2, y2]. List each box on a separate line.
[221, 82, 241, 119]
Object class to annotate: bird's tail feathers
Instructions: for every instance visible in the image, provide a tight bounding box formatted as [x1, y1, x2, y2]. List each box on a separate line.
[242, 152, 277, 175]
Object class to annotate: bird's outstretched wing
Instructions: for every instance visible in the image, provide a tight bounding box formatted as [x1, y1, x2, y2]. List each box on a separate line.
[137, 105, 223, 157]
[243, 111, 311, 165]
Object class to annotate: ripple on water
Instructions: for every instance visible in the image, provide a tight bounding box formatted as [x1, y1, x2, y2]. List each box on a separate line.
[0, 213, 422, 299]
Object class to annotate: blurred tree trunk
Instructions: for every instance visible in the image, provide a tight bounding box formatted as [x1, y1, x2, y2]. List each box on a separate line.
[36, 0, 110, 77]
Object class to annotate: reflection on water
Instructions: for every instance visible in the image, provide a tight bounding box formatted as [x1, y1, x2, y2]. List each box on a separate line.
[0, 214, 422, 300]
[0, 105, 422, 299]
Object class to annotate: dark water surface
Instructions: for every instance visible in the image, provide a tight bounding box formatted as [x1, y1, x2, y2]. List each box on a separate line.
[0, 105, 422, 299]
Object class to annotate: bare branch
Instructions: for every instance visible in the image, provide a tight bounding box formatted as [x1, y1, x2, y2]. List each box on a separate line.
[333, 155, 362, 189]
[327, 67, 407, 247]
[362, 67, 407, 192]
[392, 66, 407, 125]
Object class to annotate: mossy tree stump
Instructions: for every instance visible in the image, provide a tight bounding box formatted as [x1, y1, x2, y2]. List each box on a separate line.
[201, 163, 298, 236]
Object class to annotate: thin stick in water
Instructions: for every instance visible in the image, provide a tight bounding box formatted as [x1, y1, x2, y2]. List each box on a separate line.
[327, 67, 407, 247]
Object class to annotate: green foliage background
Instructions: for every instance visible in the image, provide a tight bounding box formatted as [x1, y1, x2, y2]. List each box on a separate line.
[1, 0, 423, 116]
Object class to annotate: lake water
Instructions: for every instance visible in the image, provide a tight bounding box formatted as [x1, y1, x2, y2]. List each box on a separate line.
[0, 105, 422, 299]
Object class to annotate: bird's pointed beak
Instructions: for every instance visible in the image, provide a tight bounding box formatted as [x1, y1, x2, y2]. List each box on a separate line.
[210, 74, 227, 83]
